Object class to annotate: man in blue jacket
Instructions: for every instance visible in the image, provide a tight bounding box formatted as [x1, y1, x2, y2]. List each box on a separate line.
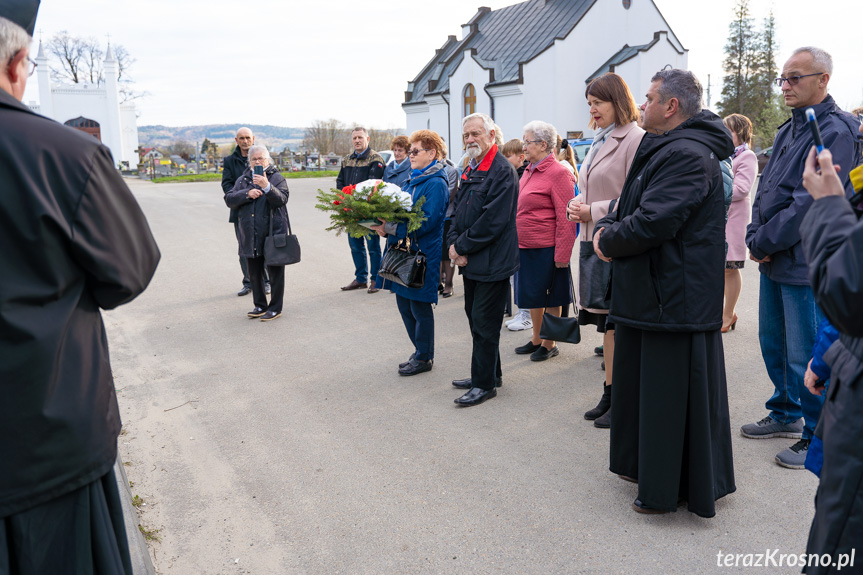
[446, 113, 519, 407]
[742, 46, 863, 469]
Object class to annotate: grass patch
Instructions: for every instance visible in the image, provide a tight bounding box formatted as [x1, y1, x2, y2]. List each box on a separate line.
[138, 524, 161, 542]
[152, 170, 338, 184]
[132, 494, 144, 508]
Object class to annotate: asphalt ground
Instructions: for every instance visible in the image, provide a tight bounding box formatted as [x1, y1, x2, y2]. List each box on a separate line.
[108, 177, 820, 574]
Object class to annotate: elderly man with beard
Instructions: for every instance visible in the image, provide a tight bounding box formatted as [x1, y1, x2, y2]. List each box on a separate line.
[446, 113, 519, 407]
[593, 69, 736, 516]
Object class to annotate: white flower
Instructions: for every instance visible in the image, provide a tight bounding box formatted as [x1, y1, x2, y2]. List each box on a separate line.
[356, 179, 413, 209]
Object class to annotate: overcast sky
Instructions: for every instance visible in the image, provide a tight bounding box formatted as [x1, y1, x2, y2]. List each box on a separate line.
[22, 0, 862, 128]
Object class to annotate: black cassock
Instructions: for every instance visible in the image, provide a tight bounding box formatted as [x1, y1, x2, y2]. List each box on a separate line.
[0, 87, 160, 570]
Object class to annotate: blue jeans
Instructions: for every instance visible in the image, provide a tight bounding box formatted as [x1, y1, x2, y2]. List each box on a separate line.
[395, 295, 435, 361]
[348, 235, 381, 284]
[759, 275, 824, 439]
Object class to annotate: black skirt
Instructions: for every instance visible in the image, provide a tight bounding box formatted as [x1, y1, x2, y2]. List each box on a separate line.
[609, 325, 736, 518]
[515, 247, 572, 309]
[1, 468, 133, 574]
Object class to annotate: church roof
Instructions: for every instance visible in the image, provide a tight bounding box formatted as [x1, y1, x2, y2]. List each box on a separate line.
[405, 0, 598, 104]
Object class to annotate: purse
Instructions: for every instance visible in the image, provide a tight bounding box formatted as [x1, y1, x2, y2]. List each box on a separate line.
[578, 240, 611, 310]
[378, 237, 427, 288]
[263, 207, 301, 266]
[538, 268, 581, 344]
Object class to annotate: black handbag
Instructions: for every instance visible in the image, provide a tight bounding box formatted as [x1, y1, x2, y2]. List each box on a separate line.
[378, 237, 426, 288]
[263, 208, 301, 266]
[539, 268, 581, 344]
[578, 240, 611, 310]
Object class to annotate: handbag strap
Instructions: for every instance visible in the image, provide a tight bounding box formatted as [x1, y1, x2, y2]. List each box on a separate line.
[543, 267, 578, 319]
[268, 204, 291, 236]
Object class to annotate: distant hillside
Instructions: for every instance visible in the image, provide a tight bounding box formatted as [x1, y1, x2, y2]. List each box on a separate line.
[139, 124, 306, 151]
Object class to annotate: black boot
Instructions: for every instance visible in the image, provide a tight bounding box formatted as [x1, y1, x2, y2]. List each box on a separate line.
[584, 384, 611, 420]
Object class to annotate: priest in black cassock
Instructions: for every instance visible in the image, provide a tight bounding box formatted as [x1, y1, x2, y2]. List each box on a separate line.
[0, 1, 161, 572]
[594, 69, 736, 517]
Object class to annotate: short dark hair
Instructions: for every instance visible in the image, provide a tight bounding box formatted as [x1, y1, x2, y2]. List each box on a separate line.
[650, 69, 703, 119]
[585, 73, 640, 129]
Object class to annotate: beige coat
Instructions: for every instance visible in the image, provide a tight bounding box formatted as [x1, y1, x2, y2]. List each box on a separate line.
[575, 121, 645, 242]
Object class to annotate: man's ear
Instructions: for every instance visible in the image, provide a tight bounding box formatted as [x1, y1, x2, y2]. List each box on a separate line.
[666, 97, 679, 118]
[6, 48, 27, 84]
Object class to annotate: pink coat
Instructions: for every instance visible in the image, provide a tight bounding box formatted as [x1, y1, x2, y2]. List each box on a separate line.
[576, 122, 645, 242]
[516, 153, 577, 262]
[726, 149, 757, 262]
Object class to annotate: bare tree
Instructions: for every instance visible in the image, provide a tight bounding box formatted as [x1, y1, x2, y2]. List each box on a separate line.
[304, 118, 349, 156]
[46, 31, 84, 84]
[113, 44, 147, 103]
[165, 140, 194, 160]
[368, 128, 401, 152]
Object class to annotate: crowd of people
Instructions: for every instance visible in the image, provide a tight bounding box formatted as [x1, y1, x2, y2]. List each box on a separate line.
[3, 0, 863, 566]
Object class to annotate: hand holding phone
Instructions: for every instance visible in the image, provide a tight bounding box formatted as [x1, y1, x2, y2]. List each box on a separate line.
[254, 165, 264, 176]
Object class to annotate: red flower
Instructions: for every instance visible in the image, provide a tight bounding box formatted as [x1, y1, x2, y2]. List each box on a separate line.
[333, 200, 341, 205]
[341, 185, 355, 195]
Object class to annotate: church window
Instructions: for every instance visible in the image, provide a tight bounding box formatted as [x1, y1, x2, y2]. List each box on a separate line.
[463, 84, 476, 117]
[64, 117, 101, 141]
[622, 0, 631, 8]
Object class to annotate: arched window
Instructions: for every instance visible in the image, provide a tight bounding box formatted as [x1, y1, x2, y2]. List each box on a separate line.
[64, 116, 101, 141]
[463, 84, 476, 117]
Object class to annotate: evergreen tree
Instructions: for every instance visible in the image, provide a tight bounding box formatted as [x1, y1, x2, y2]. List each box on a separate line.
[750, 12, 790, 149]
[717, 0, 757, 117]
[201, 138, 212, 156]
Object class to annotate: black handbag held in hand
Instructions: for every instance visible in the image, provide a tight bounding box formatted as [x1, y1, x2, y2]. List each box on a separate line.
[538, 268, 581, 344]
[263, 208, 301, 266]
[578, 240, 611, 310]
[379, 237, 426, 288]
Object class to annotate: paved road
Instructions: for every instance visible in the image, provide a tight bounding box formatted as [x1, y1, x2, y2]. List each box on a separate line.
[109, 177, 818, 574]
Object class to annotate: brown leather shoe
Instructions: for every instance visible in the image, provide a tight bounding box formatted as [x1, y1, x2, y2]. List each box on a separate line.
[367, 286, 380, 294]
[341, 280, 368, 291]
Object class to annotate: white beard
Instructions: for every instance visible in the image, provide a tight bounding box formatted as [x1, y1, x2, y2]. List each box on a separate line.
[466, 144, 482, 159]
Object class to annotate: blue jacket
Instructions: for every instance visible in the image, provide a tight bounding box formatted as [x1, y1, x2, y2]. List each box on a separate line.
[378, 162, 449, 303]
[746, 96, 863, 285]
[383, 157, 411, 188]
[811, 318, 840, 382]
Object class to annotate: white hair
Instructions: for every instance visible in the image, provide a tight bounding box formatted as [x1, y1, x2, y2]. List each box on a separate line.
[522, 120, 558, 154]
[791, 46, 833, 76]
[463, 113, 495, 135]
[0, 16, 31, 65]
[247, 144, 272, 163]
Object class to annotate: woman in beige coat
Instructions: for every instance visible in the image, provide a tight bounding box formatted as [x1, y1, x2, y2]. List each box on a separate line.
[566, 72, 644, 428]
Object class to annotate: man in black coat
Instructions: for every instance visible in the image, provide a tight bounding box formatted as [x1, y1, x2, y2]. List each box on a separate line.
[335, 126, 386, 293]
[222, 127, 268, 296]
[0, 5, 160, 571]
[799, 139, 863, 573]
[447, 113, 519, 407]
[594, 69, 736, 517]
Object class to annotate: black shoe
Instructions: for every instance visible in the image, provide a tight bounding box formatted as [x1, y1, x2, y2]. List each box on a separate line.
[399, 358, 433, 376]
[452, 377, 502, 389]
[399, 353, 416, 369]
[530, 345, 559, 361]
[238, 286, 252, 297]
[601, 360, 605, 371]
[260, 310, 281, 321]
[594, 406, 611, 428]
[265, 283, 271, 295]
[454, 387, 497, 407]
[584, 384, 611, 420]
[594, 345, 604, 357]
[341, 280, 368, 291]
[247, 306, 266, 318]
[515, 341, 541, 355]
[632, 499, 669, 515]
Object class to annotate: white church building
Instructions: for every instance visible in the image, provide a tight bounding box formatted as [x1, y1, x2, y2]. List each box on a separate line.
[28, 42, 139, 168]
[403, 0, 688, 154]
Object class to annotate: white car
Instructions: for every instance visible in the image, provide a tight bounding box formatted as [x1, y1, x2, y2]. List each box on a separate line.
[378, 150, 394, 165]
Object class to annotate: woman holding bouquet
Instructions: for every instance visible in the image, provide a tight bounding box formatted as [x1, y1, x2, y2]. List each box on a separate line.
[225, 145, 290, 322]
[372, 130, 450, 376]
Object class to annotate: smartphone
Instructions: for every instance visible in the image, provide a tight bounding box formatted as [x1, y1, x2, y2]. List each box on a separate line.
[254, 165, 264, 176]
[805, 108, 825, 154]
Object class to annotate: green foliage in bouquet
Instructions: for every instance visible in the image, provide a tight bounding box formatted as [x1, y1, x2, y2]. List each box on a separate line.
[315, 182, 427, 238]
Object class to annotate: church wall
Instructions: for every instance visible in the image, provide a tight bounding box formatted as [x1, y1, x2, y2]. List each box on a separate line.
[447, 53, 491, 158]
[486, 85, 524, 145]
[120, 105, 139, 167]
[404, 103, 430, 136]
[426, 95, 451, 154]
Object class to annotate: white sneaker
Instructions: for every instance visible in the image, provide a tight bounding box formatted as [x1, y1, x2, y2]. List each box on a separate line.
[507, 311, 533, 331]
[506, 309, 529, 327]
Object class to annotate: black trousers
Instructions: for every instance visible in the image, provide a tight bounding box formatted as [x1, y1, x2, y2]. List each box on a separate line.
[247, 256, 284, 313]
[463, 277, 509, 390]
[235, 222, 267, 288]
[0, 468, 132, 574]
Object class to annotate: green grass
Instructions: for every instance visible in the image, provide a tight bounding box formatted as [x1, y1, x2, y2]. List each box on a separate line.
[152, 170, 338, 183]
[138, 524, 161, 542]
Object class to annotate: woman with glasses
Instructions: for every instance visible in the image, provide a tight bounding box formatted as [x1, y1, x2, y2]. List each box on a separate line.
[371, 130, 449, 376]
[566, 72, 644, 428]
[513, 120, 577, 362]
[225, 145, 290, 321]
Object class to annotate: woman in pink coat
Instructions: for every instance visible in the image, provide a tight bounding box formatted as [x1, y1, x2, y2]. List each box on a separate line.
[722, 114, 757, 332]
[566, 72, 644, 428]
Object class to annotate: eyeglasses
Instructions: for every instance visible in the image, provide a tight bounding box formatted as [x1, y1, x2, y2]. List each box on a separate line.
[408, 148, 432, 156]
[5, 54, 37, 77]
[774, 73, 823, 87]
[250, 156, 267, 163]
[522, 139, 541, 146]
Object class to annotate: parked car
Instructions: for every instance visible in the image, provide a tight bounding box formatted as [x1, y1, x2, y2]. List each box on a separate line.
[378, 150, 394, 165]
[567, 138, 594, 170]
[756, 146, 772, 174]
